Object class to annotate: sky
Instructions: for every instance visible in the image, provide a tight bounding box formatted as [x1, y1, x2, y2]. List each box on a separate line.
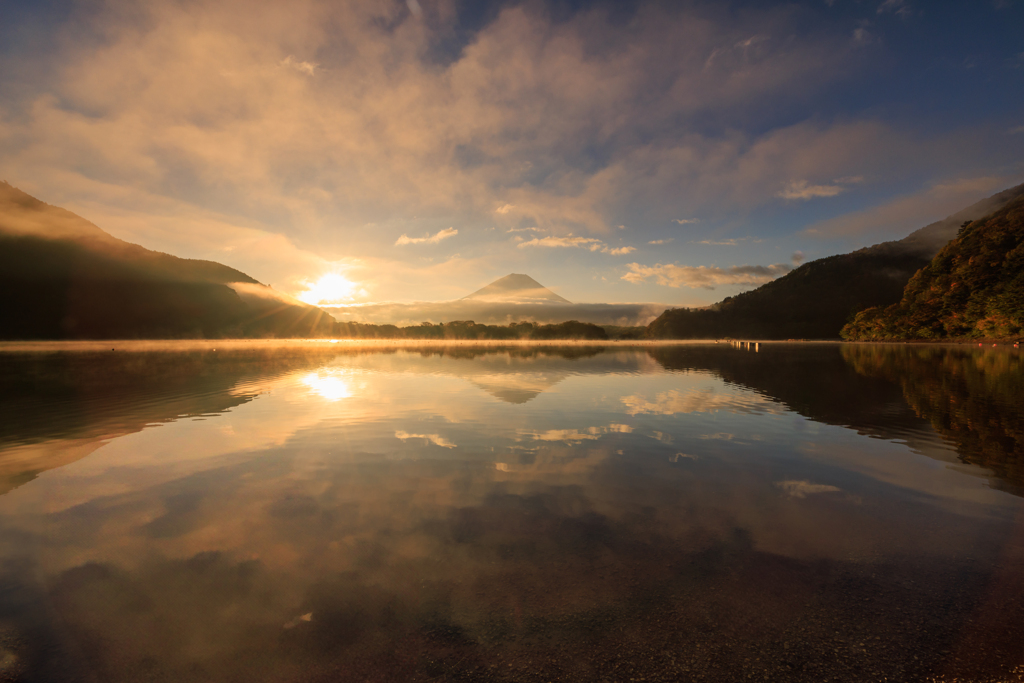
[1, 0, 1023, 308]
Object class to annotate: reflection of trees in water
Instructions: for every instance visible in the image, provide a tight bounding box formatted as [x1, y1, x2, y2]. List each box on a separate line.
[644, 344, 922, 434]
[645, 344, 1024, 494]
[0, 348, 340, 494]
[842, 345, 1024, 492]
[0, 345, 623, 490]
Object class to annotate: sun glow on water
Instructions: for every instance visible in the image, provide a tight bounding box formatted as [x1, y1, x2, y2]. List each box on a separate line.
[297, 273, 357, 305]
[301, 372, 352, 401]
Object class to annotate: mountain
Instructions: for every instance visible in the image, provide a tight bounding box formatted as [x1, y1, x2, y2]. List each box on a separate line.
[0, 183, 335, 339]
[646, 182, 1024, 340]
[325, 274, 663, 326]
[900, 184, 1024, 256]
[463, 273, 572, 304]
[841, 195, 1024, 341]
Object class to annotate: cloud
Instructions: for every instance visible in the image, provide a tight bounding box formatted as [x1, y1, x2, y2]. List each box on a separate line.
[691, 238, 744, 246]
[395, 430, 456, 449]
[395, 227, 458, 246]
[778, 180, 844, 200]
[518, 235, 602, 249]
[776, 480, 841, 498]
[648, 238, 673, 245]
[517, 235, 634, 255]
[736, 35, 769, 50]
[803, 175, 1012, 239]
[1010, 125, 1024, 135]
[280, 55, 318, 76]
[622, 262, 792, 289]
[1, 0, 1020, 304]
[877, 0, 911, 17]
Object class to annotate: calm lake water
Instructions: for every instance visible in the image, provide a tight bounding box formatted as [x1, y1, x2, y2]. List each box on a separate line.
[1, 342, 1022, 682]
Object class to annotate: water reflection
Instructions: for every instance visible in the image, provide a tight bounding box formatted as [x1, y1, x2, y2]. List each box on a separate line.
[841, 344, 1024, 494]
[0, 342, 1022, 682]
[301, 370, 353, 402]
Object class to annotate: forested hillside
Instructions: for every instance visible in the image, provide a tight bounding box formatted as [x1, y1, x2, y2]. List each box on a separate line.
[842, 197, 1024, 341]
[646, 183, 1024, 340]
[0, 183, 335, 339]
[646, 242, 929, 339]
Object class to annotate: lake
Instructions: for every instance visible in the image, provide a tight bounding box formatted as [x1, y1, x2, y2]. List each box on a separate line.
[0, 341, 1022, 682]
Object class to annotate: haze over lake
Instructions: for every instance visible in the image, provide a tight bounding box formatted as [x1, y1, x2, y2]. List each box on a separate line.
[1, 341, 1022, 681]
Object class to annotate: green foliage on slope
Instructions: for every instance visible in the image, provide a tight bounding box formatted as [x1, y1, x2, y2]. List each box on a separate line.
[842, 197, 1024, 341]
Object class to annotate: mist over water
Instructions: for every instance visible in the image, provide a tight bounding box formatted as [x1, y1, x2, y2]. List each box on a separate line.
[0, 342, 1022, 682]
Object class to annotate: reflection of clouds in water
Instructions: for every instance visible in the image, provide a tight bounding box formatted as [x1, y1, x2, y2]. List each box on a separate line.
[4, 346, 1022, 680]
[776, 480, 841, 498]
[523, 429, 600, 443]
[519, 423, 633, 444]
[301, 372, 352, 401]
[650, 431, 673, 443]
[494, 444, 610, 476]
[622, 388, 782, 416]
[395, 430, 457, 449]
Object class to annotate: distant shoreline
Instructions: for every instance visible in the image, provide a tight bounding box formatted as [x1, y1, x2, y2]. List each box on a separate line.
[1, 338, 1020, 352]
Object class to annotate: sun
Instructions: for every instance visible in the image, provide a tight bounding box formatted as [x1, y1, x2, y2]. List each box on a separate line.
[297, 273, 357, 305]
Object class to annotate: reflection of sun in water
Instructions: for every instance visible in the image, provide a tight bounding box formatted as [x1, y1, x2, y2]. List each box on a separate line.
[298, 273, 357, 305]
[302, 372, 352, 401]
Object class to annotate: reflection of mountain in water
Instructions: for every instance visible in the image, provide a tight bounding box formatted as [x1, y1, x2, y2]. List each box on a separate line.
[6, 342, 1022, 495]
[842, 345, 1024, 494]
[470, 373, 564, 404]
[350, 345, 652, 404]
[0, 345, 653, 492]
[645, 344, 1023, 495]
[645, 345, 938, 442]
[0, 347, 352, 493]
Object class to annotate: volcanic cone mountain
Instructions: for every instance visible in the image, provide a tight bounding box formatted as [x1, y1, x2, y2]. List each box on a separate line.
[463, 274, 571, 304]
